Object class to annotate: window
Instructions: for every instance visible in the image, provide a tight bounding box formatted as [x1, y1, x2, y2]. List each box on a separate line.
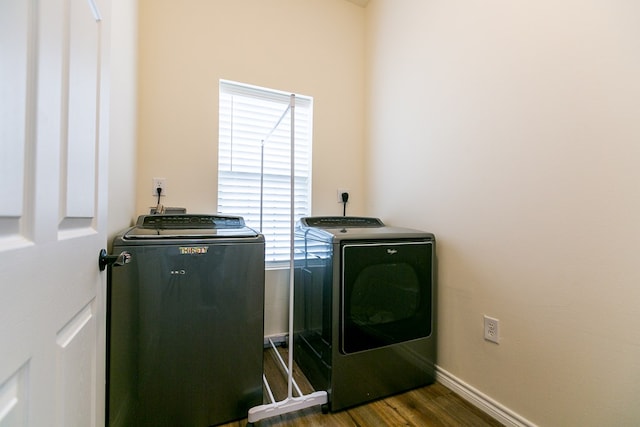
[217, 80, 313, 267]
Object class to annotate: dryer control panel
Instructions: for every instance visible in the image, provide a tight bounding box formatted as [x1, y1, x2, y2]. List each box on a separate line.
[300, 216, 384, 228]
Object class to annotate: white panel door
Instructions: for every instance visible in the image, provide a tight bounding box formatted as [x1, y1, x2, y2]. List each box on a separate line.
[0, 0, 111, 426]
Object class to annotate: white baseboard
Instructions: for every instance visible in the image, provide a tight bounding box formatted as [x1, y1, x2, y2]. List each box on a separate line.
[264, 333, 288, 347]
[263, 337, 535, 426]
[435, 366, 537, 427]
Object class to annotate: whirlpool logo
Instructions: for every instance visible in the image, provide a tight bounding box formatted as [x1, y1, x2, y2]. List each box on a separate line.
[179, 246, 208, 255]
[386, 248, 398, 255]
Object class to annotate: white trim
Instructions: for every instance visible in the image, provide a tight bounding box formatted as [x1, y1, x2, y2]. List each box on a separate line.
[258, 340, 536, 425]
[435, 366, 538, 427]
[263, 333, 288, 348]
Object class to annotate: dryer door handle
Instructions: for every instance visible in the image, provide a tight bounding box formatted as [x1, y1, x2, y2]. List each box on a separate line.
[98, 249, 132, 271]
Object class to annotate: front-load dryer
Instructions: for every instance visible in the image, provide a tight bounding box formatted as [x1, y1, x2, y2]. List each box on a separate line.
[293, 216, 436, 411]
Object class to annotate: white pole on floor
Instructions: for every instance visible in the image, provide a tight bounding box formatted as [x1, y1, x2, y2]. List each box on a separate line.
[247, 94, 328, 425]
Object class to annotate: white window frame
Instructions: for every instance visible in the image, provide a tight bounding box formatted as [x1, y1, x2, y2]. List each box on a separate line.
[217, 80, 313, 268]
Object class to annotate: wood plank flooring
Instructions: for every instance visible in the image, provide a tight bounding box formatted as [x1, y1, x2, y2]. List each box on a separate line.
[219, 346, 503, 427]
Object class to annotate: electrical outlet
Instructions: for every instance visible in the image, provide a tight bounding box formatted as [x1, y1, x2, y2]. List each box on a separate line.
[337, 188, 350, 203]
[152, 178, 166, 197]
[484, 315, 500, 344]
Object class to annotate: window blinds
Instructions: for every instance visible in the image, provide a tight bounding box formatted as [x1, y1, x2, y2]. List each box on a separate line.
[218, 80, 313, 265]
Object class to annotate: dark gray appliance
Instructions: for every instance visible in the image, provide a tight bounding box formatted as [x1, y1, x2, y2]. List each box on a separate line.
[293, 216, 436, 411]
[107, 214, 264, 427]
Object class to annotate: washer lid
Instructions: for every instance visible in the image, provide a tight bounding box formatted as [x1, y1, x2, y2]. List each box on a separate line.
[122, 214, 259, 239]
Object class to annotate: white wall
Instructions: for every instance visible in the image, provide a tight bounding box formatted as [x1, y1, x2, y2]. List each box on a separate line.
[107, 0, 138, 244]
[136, 0, 366, 336]
[365, 1, 640, 426]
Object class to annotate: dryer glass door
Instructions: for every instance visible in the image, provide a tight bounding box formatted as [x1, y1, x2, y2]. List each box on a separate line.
[341, 240, 433, 354]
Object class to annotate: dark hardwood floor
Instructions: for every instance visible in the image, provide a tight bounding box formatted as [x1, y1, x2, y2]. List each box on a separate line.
[220, 346, 503, 427]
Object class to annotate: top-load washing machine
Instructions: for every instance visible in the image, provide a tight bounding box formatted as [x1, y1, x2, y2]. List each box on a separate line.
[293, 216, 436, 411]
[107, 214, 264, 427]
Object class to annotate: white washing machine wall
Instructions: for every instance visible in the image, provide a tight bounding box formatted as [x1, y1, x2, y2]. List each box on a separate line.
[293, 217, 437, 412]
